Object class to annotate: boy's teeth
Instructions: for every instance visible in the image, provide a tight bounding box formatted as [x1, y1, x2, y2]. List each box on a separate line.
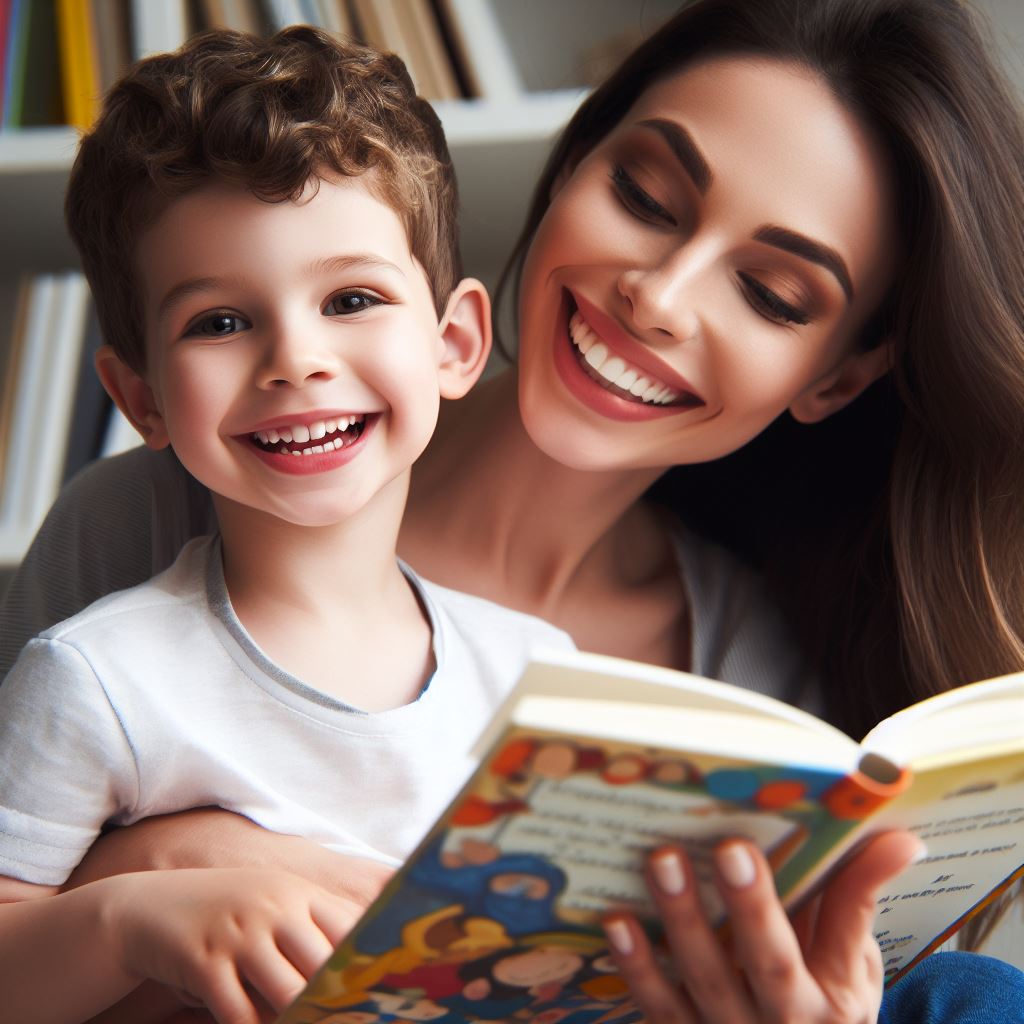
[254, 416, 366, 453]
[569, 311, 681, 405]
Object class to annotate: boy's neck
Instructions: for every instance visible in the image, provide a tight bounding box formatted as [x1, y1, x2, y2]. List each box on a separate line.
[211, 470, 435, 712]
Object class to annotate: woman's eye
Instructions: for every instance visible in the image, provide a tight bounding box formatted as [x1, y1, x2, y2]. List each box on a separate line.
[185, 312, 250, 338]
[738, 273, 810, 326]
[324, 291, 384, 316]
[610, 165, 676, 226]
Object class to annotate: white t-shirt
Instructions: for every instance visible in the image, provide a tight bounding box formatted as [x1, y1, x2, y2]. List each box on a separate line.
[0, 536, 575, 885]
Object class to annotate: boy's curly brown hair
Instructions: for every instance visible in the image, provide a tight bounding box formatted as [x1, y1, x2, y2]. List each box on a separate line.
[66, 26, 461, 374]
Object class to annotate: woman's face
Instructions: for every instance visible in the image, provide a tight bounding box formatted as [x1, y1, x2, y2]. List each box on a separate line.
[517, 56, 898, 472]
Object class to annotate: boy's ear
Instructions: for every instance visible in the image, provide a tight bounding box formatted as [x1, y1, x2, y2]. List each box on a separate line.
[789, 338, 893, 424]
[436, 278, 492, 400]
[94, 345, 170, 449]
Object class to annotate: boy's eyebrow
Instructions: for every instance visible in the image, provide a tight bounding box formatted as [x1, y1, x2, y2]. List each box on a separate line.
[637, 118, 713, 195]
[156, 277, 231, 324]
[753, 225, 854, 302]
[311, 253, 407, 278]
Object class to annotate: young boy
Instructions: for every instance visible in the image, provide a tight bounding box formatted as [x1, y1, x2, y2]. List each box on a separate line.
[0, 27, 572, 1022]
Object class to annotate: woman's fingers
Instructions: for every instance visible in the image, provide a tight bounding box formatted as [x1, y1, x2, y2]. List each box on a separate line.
[603, 914, 700, 1023]
[711, 840, 814, 1017]
[807, 830, 922, 986]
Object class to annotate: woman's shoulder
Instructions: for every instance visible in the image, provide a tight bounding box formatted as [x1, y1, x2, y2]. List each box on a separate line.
[0, 448, 214, 680]
[670, 521, 821, 711]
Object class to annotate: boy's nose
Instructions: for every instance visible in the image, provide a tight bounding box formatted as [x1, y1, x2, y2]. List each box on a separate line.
[258, 328, 338, 389]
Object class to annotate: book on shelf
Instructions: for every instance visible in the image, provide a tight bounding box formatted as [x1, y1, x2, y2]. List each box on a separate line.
[0, 276, 30, 490]
[56, 0, 101, 130]
[130, 0, 188, 59]
[434, 0, 523, 101]
[200, 0, 265, 35]
[0, 273, 90, 557]
[3, 0, 62, 127]
[349, 0, 458, 101]
[0, 274, 62, 536]
[61, 301, 113, 486]
[88, 0, 132, 95]
[0, 0, 11, 117]
[278, 649, 1024, 1022]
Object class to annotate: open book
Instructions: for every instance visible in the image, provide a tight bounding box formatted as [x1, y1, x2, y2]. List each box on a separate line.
[279, 650, 1024, 1023]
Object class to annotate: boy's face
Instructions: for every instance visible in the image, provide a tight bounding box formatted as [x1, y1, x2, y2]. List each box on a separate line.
[132, 174, 457, 527]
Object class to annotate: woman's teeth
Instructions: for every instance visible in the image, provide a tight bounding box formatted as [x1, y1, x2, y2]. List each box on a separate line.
[252, 415, 365, 455]
[569, 312, 681, 405]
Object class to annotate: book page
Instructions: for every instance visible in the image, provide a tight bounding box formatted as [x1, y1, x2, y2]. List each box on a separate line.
[867, 749, 1024, 983]
[444, 769, 799, 926]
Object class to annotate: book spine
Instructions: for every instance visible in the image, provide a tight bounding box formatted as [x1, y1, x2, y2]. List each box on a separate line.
[56, 0, 101, 129]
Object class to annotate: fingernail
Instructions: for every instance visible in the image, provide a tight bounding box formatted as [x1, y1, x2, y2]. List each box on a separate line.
[717, 842, 756, 889]
[652, 850, 686, 895]
[604, 918, 634, 955]
[911, 839, 929, 863]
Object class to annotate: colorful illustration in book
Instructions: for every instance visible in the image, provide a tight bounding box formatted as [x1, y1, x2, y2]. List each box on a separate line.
[283, 728, 894, 1022]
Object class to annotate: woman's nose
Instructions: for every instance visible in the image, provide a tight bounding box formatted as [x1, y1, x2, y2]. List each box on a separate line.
[617, 249, 704, 344]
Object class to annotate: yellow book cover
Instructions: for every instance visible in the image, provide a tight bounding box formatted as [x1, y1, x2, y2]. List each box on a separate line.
[56, 0, 100, 129]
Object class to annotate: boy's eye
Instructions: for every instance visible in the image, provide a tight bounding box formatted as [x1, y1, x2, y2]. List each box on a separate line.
[738, 272, 811, 327]
[610, 164, 676, 227]
[324, 290, 384, 316]
[185, 312, 251, 338]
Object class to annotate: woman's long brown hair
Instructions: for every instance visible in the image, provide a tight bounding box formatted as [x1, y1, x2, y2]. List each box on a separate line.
[496, 0, 1024, 950]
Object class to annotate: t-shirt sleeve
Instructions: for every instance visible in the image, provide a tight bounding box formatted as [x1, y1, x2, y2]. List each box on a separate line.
[0, 447, 212, 682]
[678, 528, 822, 711]
[0, 637, 139, 884]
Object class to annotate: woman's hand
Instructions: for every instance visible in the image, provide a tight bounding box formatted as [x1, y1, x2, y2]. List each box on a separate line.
[104, 867, 352, 1024]
[602, 830, 922, 1023]
[65, 807, 394, 910]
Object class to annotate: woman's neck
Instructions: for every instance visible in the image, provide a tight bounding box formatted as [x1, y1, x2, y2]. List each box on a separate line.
[402, 369, 670, 620]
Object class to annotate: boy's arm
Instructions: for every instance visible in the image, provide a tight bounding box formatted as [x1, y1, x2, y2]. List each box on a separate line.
[0, 867, 352, 1024]
[0, 446, 212, 681]
[65, 807, 395, 910]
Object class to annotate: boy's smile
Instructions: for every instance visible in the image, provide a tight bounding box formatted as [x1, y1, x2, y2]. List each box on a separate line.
[130, 173, 457, 528]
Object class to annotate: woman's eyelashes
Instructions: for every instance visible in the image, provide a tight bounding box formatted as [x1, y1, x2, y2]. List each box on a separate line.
[609, 163, 813, 327]
[610, 164, 676, 226]
[737, 272, 811, 326]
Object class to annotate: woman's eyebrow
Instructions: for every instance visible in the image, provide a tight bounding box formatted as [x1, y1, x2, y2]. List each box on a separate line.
[637, 118, 713, 194]
[754, 225, 854, 301]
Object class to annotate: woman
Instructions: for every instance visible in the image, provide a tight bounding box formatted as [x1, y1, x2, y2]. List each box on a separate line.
[3, 0, 1022, 1019]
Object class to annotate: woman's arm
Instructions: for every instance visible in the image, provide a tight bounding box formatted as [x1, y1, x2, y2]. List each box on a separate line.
[65, 807, 394, 910]
[603, 830, 922, 1023]
[0, 447, 212, 681]
[0, 867, 351, 1024]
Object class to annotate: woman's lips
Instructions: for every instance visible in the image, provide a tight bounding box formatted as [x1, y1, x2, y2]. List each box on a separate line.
[568, 310, 703, 408]
[567, 292, 705, 408]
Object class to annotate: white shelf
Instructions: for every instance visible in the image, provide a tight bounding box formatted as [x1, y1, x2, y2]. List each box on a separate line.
[0, 88, 587, 286]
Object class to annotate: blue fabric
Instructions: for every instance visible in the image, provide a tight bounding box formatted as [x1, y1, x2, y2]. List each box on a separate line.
[880, 953, 1024, 1023]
